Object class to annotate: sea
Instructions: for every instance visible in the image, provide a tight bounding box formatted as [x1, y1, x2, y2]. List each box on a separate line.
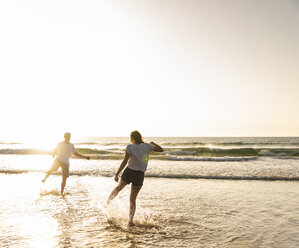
[0, 137, 298, 247]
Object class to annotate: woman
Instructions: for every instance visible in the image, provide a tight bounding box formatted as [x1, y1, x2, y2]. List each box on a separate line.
[107, 130, 163, 226]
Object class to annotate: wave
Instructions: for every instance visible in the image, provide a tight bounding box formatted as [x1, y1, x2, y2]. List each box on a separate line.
[161, 142, 299, 147]
[0, 169, 298, 181]
[66, 147, 299, 157]
[144, 174, 299, 181]
[74, 142, 124, 146]
[0, 147, 299, 159]
[164, 147, 299, 157]
[160, 156, 259, 162]
[0, 149, 50, 155]
[0, 169, 42, 174]
[69, 140, 299, 148]
[0, 142, 20, 145]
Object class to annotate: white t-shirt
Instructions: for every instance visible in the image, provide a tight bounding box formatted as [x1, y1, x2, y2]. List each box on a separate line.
[55, 142, 76, 165]
[126, 143, 155, 172]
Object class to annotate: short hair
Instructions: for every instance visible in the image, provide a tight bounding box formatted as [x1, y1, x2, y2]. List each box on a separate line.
[64, 132, 71, 138]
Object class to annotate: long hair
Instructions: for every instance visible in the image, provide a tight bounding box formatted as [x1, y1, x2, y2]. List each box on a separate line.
[130, 130, 144, 144]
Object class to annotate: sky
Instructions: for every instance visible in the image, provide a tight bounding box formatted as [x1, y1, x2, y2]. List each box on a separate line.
[0, 0, 298, 140]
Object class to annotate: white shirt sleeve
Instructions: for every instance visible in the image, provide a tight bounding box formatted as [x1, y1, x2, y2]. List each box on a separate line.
[125, 145, 131, 154]
[72, 144, 77, 153]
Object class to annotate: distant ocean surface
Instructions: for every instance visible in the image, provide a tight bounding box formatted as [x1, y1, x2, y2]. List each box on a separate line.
[0, 137, 299, 247]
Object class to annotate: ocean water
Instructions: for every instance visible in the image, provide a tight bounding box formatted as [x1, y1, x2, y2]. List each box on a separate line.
[0, 137, 299, 247]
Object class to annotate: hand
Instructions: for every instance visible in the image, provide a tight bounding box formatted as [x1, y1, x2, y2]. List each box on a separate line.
[114, 174, 119, 182]
[150, 142, 155, 145]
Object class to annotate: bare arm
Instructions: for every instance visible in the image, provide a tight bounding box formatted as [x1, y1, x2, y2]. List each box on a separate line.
[52, 147, 57, 158]
[114, 152, 130, 182]
[73, 151, 90, 160]
[150, 142, 164, 152]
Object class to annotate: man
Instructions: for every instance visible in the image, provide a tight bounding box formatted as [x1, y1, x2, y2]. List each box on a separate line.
[42, 132, 90, 195]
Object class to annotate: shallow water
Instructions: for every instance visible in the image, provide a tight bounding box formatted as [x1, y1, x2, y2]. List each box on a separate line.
[1, 155, 299, 180]
[0, 173, 298, 247]
[0, 137, 299, 247]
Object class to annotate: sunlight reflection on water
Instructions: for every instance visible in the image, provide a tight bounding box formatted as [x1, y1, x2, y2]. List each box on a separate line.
[0, 172, 299, 247]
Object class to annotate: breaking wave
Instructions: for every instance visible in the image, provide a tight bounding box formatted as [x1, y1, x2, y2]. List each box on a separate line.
[0, 147, 299, 160]
[0, 169, 298, 181]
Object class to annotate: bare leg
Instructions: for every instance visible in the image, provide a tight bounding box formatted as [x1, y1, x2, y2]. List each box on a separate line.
[42, 160, 59, 183]
[42, 169, 55, 183]
[107, 179, 127, 205]
[61, 176, 67, 195]
[129, 185, 142, 226]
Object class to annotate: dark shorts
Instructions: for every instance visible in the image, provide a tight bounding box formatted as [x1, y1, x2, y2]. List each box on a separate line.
[48, 159, 70, 178]
[121, 167, 145, 186]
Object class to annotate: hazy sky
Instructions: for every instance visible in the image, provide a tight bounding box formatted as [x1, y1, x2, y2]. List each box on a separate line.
[0, 0, 298, 139]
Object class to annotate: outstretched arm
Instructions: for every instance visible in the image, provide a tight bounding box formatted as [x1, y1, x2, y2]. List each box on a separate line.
[150, 142, 164, 152]
[73, 151, 90, 160]
[114, 152, 130, 182]
[52, 147, 57, 158]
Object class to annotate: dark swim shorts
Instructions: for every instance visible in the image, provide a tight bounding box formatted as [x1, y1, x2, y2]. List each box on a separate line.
[121, 167, 145, 186]
[48, 159, 70, 178]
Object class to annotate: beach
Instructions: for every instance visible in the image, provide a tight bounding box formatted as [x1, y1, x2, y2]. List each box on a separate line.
[1, 0, 299, 246]
[0, 137, 299, 247]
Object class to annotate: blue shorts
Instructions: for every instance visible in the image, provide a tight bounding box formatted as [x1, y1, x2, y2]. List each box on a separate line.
[121, 167, 145, 186]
